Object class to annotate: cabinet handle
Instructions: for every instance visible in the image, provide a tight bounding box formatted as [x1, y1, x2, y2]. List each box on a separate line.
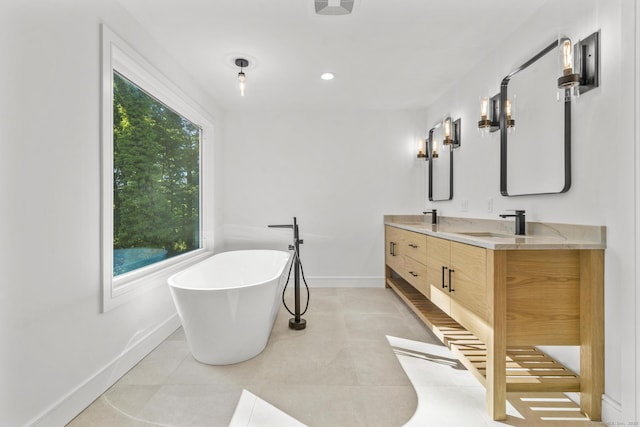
[390, 241, 396, 256]
[448, 269, 455, 292]
[441, 266, 448, 288]
[408, 243, 418, 248]
[409, 271, 418, 277]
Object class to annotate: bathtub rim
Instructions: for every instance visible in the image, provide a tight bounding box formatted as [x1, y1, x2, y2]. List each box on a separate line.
[167, 249, 292, 292]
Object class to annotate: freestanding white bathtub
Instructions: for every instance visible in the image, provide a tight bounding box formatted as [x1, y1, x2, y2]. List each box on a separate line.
[168, 250, 291, 365]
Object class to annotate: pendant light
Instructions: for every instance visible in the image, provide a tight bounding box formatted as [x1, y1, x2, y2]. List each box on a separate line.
[235, 58, 249, 96]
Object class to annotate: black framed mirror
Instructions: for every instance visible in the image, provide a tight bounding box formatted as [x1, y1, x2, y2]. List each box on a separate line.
[428, 120, 454, 201]
[500, 39, 571, 196]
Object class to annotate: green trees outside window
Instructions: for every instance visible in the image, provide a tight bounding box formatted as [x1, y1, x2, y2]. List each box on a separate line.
[112, 72, 201, 276]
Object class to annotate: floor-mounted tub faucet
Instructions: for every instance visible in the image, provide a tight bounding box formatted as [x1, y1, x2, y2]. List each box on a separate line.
[268, 217, 307, 330]
[499, 210, 526, 235]
[423, 209, 437, 225]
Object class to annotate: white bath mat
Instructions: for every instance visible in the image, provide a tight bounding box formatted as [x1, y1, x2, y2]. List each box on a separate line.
[229, 389, 307, 427]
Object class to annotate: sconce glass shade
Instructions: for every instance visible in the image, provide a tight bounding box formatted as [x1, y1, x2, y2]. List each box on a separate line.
[443, 118, 453, 146]
[431, 137, 439, 158]
[505, 98, 515, 132]
[479, 97, 489, 119]
[561, 39, 574, 73]
[478, 96, 492, 135]
[557, 38, 580, 101]
[417, 139, 427, 159]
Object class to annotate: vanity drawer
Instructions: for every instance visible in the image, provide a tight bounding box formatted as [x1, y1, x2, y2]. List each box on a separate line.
[403, 256, 428, 297]
[402, 232, 427, 263]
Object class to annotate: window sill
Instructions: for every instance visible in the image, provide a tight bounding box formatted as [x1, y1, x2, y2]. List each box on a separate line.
[103, 249, 213, 312]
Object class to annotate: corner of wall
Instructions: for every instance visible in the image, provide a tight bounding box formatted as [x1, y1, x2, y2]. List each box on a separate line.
[27, 314, 180, 427]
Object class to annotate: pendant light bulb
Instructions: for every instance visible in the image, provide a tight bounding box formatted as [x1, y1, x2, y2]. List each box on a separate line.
[235, 58, 249, 97]
[238, 71, 246, 97]
[561, 39, 573, 73]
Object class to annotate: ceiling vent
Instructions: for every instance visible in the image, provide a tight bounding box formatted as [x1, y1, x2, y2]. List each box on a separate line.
[315, 0, 354, 15]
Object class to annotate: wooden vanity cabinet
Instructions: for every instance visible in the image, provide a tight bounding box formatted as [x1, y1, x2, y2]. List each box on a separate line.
[427, 236, 489, 341]
[426, 236, 450, 312]
[450, 241, 489, 336]
[384, 224, 604, 422]
[384, 225, 404, 273]
[384, 226, 428, 298]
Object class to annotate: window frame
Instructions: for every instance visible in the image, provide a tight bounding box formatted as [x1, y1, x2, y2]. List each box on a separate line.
[101, 25, 212, 312]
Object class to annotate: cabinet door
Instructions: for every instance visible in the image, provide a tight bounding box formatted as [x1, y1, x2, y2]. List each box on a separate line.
[449, 241, 488, 325]
[426, 236, 451, 315]
[384, 226, 404, 272]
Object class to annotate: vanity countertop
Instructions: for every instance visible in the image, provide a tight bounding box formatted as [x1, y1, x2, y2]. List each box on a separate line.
[384, 215, 606, 250]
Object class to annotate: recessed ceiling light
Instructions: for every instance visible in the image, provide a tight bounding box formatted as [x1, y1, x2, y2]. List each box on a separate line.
[320, 72, 335, 80]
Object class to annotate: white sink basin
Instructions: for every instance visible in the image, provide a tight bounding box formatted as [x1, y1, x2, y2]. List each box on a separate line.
[456, 231, 518, 239]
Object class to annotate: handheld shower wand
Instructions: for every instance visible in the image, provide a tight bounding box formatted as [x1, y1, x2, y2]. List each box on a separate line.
[268, 217, 307, 330]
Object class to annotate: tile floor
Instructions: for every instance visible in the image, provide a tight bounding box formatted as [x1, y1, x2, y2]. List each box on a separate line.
[68, 288, 606, 427]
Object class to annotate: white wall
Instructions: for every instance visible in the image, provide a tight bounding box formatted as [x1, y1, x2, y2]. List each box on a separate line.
[0, 0, 223, 425]
[636, 1, 640, 421]
[1, 0, 636, 425]
[223, 0, 638, 422]
[423, 0, 636, 422]
[636, 1, 640, 418]
[222, 110, 425, 285]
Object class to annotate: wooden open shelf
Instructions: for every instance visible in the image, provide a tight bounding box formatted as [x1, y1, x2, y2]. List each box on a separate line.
[387, 276, 580, 393]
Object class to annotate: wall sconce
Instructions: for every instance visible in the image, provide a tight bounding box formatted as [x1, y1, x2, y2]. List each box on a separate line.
[442, 117, 461, 149]
[477, 94, 500, 135]
[427, 128, 438, 159]
[235, 58, 249, 96]
[417, 138, 427, 159]
[505, 98, 515, 131]
[478, 93, 514, 133]
[557, 38, 580, 101]
[432, 141, 440, 158]
[557, 31, 600, 101]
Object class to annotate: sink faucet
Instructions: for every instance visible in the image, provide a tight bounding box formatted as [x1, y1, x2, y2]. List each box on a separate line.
[499, 210, 526, 235]
[422, 209, 437, 225]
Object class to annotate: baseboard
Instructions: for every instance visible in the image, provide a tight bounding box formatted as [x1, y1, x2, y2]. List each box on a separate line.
[601, 394, 624, 424]
[28, 313, 181, 427]
[305, 276, 385, 287]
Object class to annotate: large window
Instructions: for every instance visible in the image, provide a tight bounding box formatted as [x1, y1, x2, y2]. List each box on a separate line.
[112, 72, 201, 276]
[102, 26, 212, 310]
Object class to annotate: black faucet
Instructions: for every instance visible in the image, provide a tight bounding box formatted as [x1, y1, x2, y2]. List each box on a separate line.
[422, 209, 437, 225]
[499, 210, 526, 235]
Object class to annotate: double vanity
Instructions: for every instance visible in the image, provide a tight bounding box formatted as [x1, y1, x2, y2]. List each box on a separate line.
[384, 214, 605, 421]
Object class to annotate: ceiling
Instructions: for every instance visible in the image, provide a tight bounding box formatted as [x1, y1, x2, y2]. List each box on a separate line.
[117, 0, 548, 111]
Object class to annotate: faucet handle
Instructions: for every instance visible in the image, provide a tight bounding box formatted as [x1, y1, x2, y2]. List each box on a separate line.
[501, 209, 525, 215]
